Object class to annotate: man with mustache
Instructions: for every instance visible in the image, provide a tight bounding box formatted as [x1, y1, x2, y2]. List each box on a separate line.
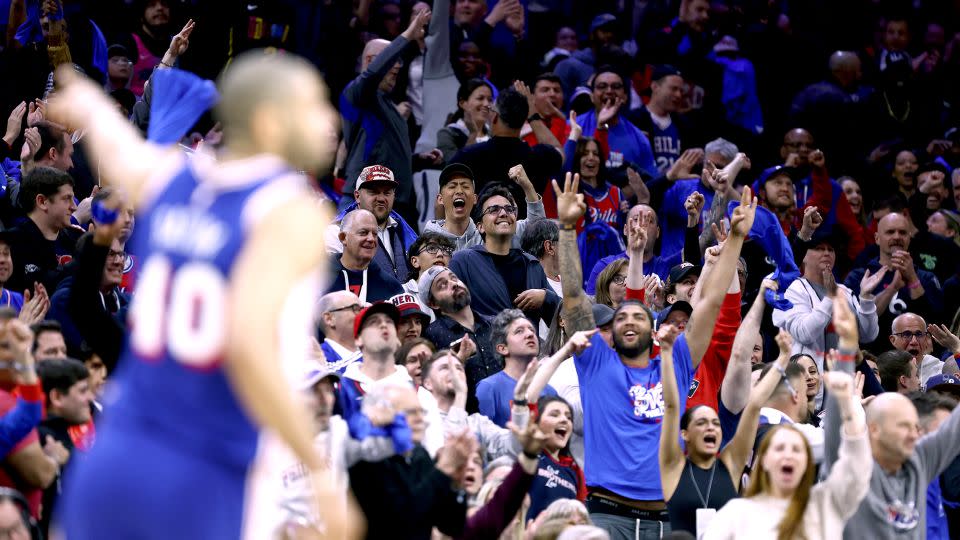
[845, 212, 943, 353]
[552, 173, 755, 537]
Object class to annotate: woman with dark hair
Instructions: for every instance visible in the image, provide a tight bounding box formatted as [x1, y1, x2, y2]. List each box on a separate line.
[394, 337, 435, 387]
[524, 394, 586, 523]
[704, 367, 870, 539]
[436, 78, 494, 162]
[659, 324, 794, 537]
[790, 353, 823, 426]
[564, 114, 626, 233]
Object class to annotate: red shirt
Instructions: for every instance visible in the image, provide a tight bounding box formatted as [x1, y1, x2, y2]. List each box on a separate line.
[686, 292, 742, 411]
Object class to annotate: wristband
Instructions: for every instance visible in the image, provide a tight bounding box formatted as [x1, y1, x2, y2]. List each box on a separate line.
[907, 280, 922, 289]
[512, 399, 528, 407]
[835, 352, 856, 363]
[527, 113, 542, 123]
[92, 200, 119, 224]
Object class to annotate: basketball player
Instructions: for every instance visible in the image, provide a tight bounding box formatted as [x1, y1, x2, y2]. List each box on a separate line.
[47, 52, 355, 539]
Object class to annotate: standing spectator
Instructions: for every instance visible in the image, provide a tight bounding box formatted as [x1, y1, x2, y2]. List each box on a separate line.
[845, 212, 944, 352]
[420, 265, 498, 413]
[909, 392, 957, 540]
[451, 87, 562, 214]
[574, 68, 657, 181]
[436, 79, 494, 162]
[423, 163, 545, 251]
[524, 395, 586, 523]
[7, 167, 79, 292]
[36, 358, 92, 535]
[316, 291, 363, 373]
[563, 129, 626, 233]
[554, 14, 618, 103]
[705, 371, 870, 539]
[105, 45, 134, 93]
[448, 184, 559, 326]
[20, 121, 75, 175]
[877, 350, 922, 395]
[31, 321, 66, 361]
[553, 174, 755, 537]
[325, 166, 418, 283]
[838, 386, 960, 538]
[629, 65, 688, 173]
[340, 9, 439, 224]
[476, 309, 558, 428]
[522, 73, 570, 148]
[326, 209, 404, 304]
[772, 236, 881, 379]
[126, 0, 173, 96]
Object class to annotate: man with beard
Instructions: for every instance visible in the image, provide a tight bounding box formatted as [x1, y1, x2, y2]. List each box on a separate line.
[420, 266, 497, 413]
[845, 212, 943, 353]
[552, 173, 756, 538]
[476, 309, 557, 428]
[326, 209, 404, 303]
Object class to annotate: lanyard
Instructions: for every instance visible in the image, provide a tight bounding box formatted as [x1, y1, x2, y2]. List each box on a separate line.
[342, 268, 368, 303]
[687, 459, 717, 509]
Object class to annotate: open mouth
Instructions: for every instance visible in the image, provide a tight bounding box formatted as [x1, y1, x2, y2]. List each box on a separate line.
[623, 330, 638, 339]
[453, 198, 466, 209]
[464, 472, 477, 485]
[780, 464, 796, 477]
[555, 427, 569, 438]
[703, 434, 717, 446]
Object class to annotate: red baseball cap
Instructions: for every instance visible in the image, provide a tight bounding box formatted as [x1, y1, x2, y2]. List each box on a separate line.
[388, 293, 429, 321]
[353, 301, 401, 338]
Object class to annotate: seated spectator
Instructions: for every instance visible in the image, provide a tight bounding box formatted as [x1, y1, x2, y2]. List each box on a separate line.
[524, 395, 586, 523]
[520, 219, 562, 322]
[36, 358, 92, 535]
[31, 320, 66, 361]
[522, 73, 570, 149]
[325, 166, 418, 282]
[403, 231, 454, 317]
[436, 79, 493, 162]
[706, 371, 869, 538]
[7, 167, 79, 292]
[316, 291, 363, 373]
[877, 350, 922, 394]
[477, 309, 558, 427]
[909, 391, 957, 540]
[389, 293, 431, 345]
[0, 316, 43, 461]
[326, 209, 404, 303]
[448, 184, 558, 326]
[19, 121, 75, 175]
[926, 210, 960, 247]
[420, 265, 498, 413]
[791, 354, 823, 425]
[845, 212, 944, 352]
[0, 489, 34, 540]
[888, 312, 954, 383]
[0, 233, 26, 313]
[451, 87, 562, 212]
[753, 361, 825, 464]
[423, 163, 545, 251]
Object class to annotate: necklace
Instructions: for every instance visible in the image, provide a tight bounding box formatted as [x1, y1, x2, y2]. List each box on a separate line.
[687, 459, 717, 509]
[882, 91, 911, 123]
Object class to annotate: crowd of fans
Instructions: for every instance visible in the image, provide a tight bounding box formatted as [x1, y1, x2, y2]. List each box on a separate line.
[1, 0, 960, 539]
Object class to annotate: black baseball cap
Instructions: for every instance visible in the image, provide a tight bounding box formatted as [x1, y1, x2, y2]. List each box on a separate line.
[668, 263, 701, 284]
[439, 163, 475, 189]
[651, 64, 682, 82]
[657, 301, 692, 327]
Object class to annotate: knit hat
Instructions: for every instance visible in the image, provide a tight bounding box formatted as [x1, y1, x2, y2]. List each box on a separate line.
[418, 265, 452, 307]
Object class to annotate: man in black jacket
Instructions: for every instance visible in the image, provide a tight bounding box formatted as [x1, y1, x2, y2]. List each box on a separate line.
[349, 383, 476, 539]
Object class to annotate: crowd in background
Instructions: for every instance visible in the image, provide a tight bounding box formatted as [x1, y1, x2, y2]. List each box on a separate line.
[2, 0, 960, 539]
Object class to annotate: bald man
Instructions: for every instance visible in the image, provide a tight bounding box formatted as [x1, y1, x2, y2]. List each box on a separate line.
[835, 393, 960, 538]
[585, 203, 685, 293]
[845, 212, 943, 352]
[340, 8, 440, 225]
[890, 313, 948, 383]
[326, 209, 404, 302]
[316, 291, 364, 372]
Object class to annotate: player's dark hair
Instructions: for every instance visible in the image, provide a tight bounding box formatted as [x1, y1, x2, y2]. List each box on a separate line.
[32, 120, 68, 162]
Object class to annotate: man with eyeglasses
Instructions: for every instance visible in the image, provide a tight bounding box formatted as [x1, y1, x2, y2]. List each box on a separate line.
[316, 291, 364, 373]
[402, 231, 457, 320]
[448, 185, 559, 327]
[572, 67, 657, 181]
[889, 312, 960, 383]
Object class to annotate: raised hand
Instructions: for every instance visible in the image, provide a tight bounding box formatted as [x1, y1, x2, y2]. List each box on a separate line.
[832, 289, 859, 347]
[455, 333, 477, 363]
[503, 0, 525, 37]
[508, 420, 548, 457]
[565, 329, 598, 355]
[597, 97, 623, 125]
[568, 110, 582, 141]
[822, 370, 855, 401]
[774, 328, 793, 356]
[928, 324, 960, 354]
[402, 7, 431, 41]
[627, 215, 648, 256]
[17, 283, 49, 325]
[513, 355, 540, 401]
[165, 19, 195, 61]
[626, 167, 650, 204]
[859, 267, 887, 298]
[729, 186, 758, 238]
[657, 324, 680, 351]
[890, 250, 919, 285]
[508, 164, 534, 192]
[552, 172, 586, 226]
[26, 99, 45, 127]
[684, 191, 705, 226]
[4, 101, 26, 145]
[667, 148, 703, 181]
[513, 80, 536, 116]
[19, 126, 40, 161]
[800, 206, 823, 239]
[809, 149, 826, 169]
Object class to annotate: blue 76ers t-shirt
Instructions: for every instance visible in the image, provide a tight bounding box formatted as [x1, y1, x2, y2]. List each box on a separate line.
[575, 331, 693, 501]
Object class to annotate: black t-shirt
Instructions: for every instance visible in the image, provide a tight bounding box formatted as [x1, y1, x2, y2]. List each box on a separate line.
[489, 251, 527, 305]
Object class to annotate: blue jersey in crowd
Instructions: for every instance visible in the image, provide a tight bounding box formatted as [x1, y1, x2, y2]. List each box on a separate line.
[477, 370, 557, 428]
[575, 331, 694, 501]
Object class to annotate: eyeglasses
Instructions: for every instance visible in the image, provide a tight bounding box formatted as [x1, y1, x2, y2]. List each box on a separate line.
[418, 244, 454, 256]
[482, 204, 517, 217]
[594, 82, 624, 91]
[108, 250, 126, 261]
[893, 331, 930, 341]
[612, 274, 627, 286]
[781, 375, 800, 399]
[329, 304, 362, 314]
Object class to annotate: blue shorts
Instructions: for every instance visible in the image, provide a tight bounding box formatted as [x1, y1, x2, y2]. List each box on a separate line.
[56, 429, 250, 540]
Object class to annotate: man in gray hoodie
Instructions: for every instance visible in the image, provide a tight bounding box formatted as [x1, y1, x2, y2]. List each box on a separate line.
[422, 162, 544, 252]
[835, 391, 960, 539]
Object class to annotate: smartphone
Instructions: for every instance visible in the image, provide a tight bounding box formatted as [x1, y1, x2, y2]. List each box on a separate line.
[450, 337, 464, 353]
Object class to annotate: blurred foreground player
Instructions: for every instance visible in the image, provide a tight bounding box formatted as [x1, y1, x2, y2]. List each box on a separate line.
[47, 53, 358, 539]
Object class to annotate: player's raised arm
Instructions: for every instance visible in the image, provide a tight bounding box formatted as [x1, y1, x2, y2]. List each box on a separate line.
[47, 66, 169, 208]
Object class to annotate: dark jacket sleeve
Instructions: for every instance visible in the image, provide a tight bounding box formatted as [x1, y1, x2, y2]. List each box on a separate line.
[683, 223, 701, 265]
[457, 461, 534, 540]
[343, 35, 411, 106]
[67, 240, 123, 371]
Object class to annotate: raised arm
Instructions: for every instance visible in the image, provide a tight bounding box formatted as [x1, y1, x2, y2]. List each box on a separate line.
[657, 324, 686, 501]
[47, 66, 168, 208]
[625, 215, 647, 291]
[821, 289, 861, 474]
[721, 329, 793, 479]
[553, 173, 596, 333]
[526, 330, 596, 403]
[346, 10, 430, 104]
[684, 188, 756, 366]
[721, 279, 771, 414]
